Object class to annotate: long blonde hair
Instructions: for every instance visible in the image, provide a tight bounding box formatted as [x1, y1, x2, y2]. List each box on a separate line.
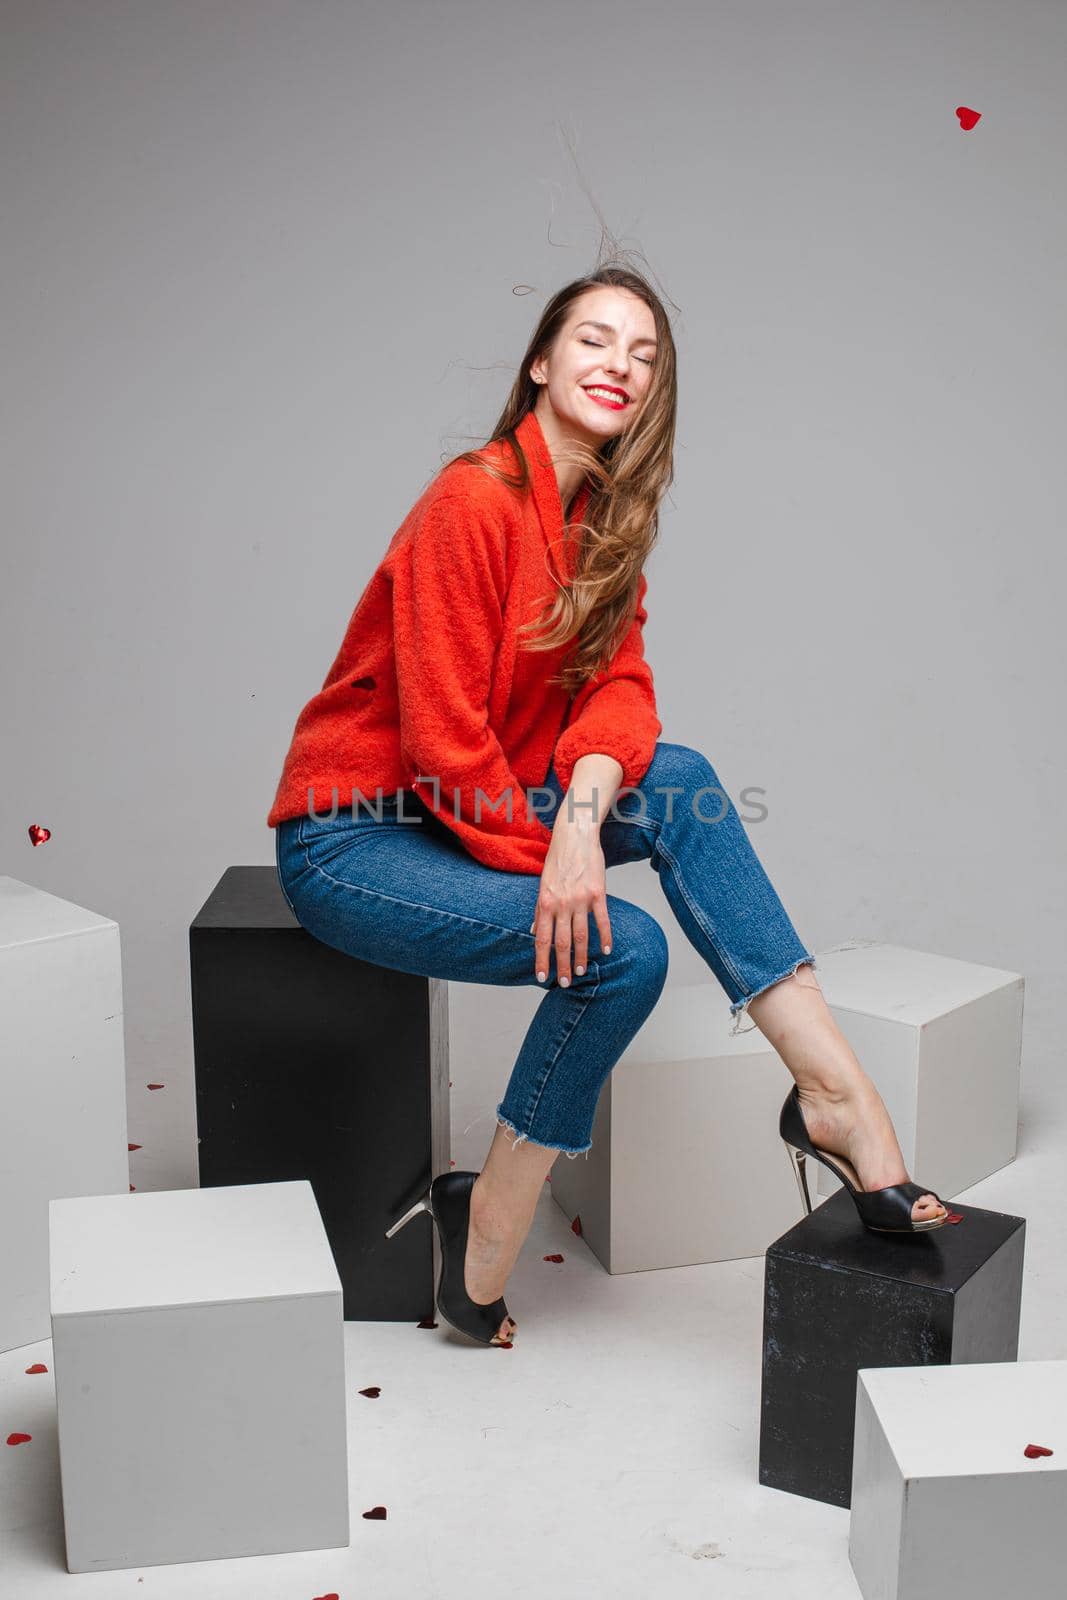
[442, 264, 678, 695]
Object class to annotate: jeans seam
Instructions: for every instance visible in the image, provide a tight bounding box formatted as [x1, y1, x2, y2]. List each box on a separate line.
[645, 830, 749, 995]
[609, 812, 748, 995]
[293, 852, 540, 946]
[519, 968, 602, 1134]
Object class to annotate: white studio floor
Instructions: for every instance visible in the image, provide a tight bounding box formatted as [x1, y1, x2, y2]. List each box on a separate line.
[4, 1072, 1065, 1600]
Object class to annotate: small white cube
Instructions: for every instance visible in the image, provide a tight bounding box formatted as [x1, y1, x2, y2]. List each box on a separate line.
[850, 1361, 1066, 1600]
[50, 1180, 349, 1572]
[811, 942, 1023, 1200]
[0, 875, 128, 1354]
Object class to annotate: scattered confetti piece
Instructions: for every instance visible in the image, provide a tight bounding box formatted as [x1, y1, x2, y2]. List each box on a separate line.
[571, 1214, 583, 1236]
[6, 1433, 32, 1446]
[25, 1364, 48, 1375]
[128, 1143, 142, 1151]
[146, 1083, 165, 1091]
[129, 1184, 136, 1192]
[543, 1253, 564, 1263]
[362, 1505, 388, 1520]
[27, 825, 51, 846]
[358, 1386, 381, 1398]
[417, 1316, 438, 1329]
[955, 105, 981, 130]
[946, 1210, 964, 1224]
[1024, 1443, 1054, 1458]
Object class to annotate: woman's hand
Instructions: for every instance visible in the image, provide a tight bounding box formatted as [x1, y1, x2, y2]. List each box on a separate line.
[528, 814, 613, 986]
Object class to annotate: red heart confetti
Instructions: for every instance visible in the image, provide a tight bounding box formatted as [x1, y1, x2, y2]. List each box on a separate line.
[362, 1505, 388, 1520]
[358, 1386, 381, 1398]
[571, 1214, 583, 1236]
[6, 1433, 32, 1446]
[128, 1143, 142, 1151]
[146, 1083, 165, 1091]
[1024, 1443, 1054, 1458]
[129, 1184, 136, 1192]
[543, 1253, 564, 1263]
[28, 825, 51, 846]
[312, 1594, 340, 1599]
[417, 1316, 438, 1329]
[25, 1363, 48, 1374]
[946, 1210, 964, 1224]
[955, 105, 981, 131]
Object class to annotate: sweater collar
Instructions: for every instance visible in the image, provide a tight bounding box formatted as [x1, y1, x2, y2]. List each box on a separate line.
[512, 408, 592, 580]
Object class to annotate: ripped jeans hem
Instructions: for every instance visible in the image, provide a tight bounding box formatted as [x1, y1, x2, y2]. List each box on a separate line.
[728, 955, 818, 1036]
[494, 1110, 592, 1160]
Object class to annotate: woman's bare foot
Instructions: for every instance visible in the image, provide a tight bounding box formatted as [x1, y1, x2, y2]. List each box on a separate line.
[464, 1123, 562, 1343]
[795, 1077, 947, 1223]
[463, 1171, 543, 1344]
[465, 1175, 526, 1343]
[744, 968, 947, 1225]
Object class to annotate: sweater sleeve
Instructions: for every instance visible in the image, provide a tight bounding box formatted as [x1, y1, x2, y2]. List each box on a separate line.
[552, 572, 661, 795]
[392, 491, 555, 875]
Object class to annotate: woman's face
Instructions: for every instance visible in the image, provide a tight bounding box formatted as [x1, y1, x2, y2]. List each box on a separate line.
[531, 287, 658, 446]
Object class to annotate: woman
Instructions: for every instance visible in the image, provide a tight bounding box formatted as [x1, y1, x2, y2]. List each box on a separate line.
[269, 265, 948, 1348]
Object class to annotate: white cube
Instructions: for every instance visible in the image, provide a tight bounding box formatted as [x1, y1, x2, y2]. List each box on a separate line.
[549, 979, 806, 1270]
[0, 875, 128, 1354]
[850, 1361, 1066, 1600]
[50, 1180, 349, 1572]
[811, 942, 1023, 1200]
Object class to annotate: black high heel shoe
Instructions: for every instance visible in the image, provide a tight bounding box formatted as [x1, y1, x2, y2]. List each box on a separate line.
[384, 1170, 515, 1345]
[779, 1085, 950, 1234]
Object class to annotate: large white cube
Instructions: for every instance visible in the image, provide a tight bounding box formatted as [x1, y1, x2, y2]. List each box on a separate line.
[811, 942, 1023, 1200]
[548, 980, 806, 1270]
[0, 875, 128, 1354]
[50, 1180, 350, 1573]
[850, 1361, 1065, 1600]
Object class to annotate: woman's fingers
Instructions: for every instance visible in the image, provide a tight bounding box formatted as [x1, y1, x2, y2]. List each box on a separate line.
[570, 908, 589, 978]
[529, 906, 608, 980]
[531, 911, 552, 982]
[592, 898, 613, 957]
[554, 915, 575, 987]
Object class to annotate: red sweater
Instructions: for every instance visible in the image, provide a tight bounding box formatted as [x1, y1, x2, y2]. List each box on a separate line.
[267, 407, 661, 875]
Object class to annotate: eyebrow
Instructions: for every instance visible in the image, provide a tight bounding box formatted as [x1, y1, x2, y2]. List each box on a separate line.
[574, 319, 658, 349]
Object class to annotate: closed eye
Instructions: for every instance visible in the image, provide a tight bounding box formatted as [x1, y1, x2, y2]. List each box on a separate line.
[581, 338, 653, 367]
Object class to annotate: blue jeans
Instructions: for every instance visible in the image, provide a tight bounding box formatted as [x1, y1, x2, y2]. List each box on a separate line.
[274, 741, 815, 1159]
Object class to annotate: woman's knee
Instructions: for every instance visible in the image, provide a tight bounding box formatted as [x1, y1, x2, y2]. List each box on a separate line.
[645, 740, 723, 811]
[605, 899, 670, 998]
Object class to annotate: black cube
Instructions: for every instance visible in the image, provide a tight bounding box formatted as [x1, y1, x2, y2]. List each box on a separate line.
[759, 1187, 1026, 1507]
[190, 866, 450, 1322]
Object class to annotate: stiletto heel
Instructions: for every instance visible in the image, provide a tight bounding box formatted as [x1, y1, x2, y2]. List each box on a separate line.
[779, 1085, 950, 1234]
[384, 1171, 514, 1346]
[383, 1193, 431, 1238]
[783, 1141, 813, 1214]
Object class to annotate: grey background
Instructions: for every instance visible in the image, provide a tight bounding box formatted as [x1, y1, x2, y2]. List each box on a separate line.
[3, 0, 1063, 1190]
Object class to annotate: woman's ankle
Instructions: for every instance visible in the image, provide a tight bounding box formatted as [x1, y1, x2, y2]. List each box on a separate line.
[794, 1058, 876, 1104]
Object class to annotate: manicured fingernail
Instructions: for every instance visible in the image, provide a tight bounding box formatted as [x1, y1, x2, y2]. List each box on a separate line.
[537, 971, 546, 982]
[575, 965, 585, 976]
[560, 976, 569, 988]
[604, 946, 612, 954]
